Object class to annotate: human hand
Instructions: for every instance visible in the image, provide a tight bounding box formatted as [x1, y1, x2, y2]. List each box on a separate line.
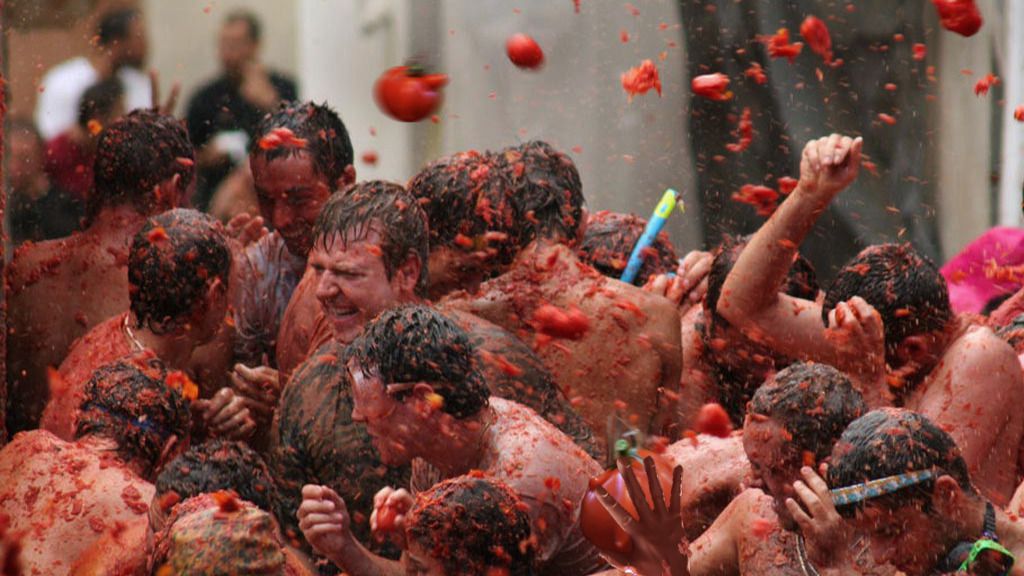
[193, 387, 256, 440]
[595, 457, 687, 576]
[785, 466, 851, 569]
[644, 251, 713, 315]
[298, 485, 354, 564]
[371, 486, 414, 547]
[240, 61, 279, 110]
[226, 213, 267, 247]
[824, 297, 887, 398]
[797, 134, 863, 204]
[149, 70, 181, 116]
[230, 363, 280, 427]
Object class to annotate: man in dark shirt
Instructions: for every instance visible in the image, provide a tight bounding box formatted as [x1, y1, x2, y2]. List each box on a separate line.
[185, 9, 297, 210]
[8, 119, 82, 243]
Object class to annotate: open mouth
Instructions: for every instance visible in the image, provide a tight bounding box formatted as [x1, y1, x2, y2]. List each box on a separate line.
[328, 307, 359, 321]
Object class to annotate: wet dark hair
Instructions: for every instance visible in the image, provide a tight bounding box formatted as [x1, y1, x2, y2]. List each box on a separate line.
[352, 305, 490, 419]
[577, 210, 679, 286]
[129, 209, 231, 335]
[249, 101, 353, 185]
[312, 181, 429, 296]
[90, 109, 195, 224]
[497, 140, 585, 246]
[996, 313, 1024, 354]
[706, 235, 820, 327]
[75, 359, 191, 478]
[156, 440, 281, 520]
[407, 150, 520, 269]
[98, 8, 139, 46]
[224, 9, 261, 42]
[77, 77, 124, 129]
[748, 362, 868, 462]
[406, 475, 536, 576]
[828, 408, 975, 517]
[823, 244, 952, 359]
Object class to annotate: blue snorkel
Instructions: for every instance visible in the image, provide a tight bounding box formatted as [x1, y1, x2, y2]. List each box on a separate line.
[620, 188, 682, 285]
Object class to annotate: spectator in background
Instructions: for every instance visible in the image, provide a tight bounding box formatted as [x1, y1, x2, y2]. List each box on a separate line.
[35, 8, 151, 141]
[7, 119, 82, 243]
[45, 77, 125, 205]
[186, 9, 298, 211]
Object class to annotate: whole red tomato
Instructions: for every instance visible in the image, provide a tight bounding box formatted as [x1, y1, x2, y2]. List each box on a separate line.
[374, 66, 448, 122]
[580, 450, 675, 562]
[506, 33, 544, 69]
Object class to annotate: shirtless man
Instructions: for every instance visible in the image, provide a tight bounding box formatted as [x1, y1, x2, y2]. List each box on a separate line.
[595, 362, 871, 576]
[717, 134, 1024, 504]
[298, 304, 606, 575]
[0, 360, 190, 575]
[439, 141, 682, 447]
[6, 109, 193, 434]
[271, 184, 598, 549]
[71, 439, 285, 575]
[40, 209, 252, 442]
[796, 409, 1024, 576]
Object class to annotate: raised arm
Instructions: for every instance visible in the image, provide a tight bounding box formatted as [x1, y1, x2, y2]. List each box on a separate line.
[716, 135, 862, 368]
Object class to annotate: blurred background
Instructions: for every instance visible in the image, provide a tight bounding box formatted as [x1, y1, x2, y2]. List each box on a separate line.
[3, 0, 1022, 279]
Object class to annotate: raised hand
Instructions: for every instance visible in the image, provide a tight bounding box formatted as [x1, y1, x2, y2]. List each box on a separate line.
[595, 457, 688, 576]
[824, 296, 887, 401]
[193, 386, 256, 440]
[226, 213, 268, 247]
[784, 466, 850, 569]
[797, 134, 863, 204]
[298, 485, 353, 564]
[149, 70, 181, 116]
[230, 362, 280, 428]
[370, 486, 414, 547]
[644, 250, 712, 316]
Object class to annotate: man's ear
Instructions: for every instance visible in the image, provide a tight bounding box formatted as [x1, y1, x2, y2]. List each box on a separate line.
[392, 253, 423, 297]
[893, 334, 929, 365]
[154, 433, 183, 476]
[155, 173, 187, 210]
[336, 164, 356, 190]
[932, 474, 966, 518]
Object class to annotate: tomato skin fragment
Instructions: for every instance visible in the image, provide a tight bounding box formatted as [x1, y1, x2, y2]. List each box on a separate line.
[932, 0, 983, 37]
[800, 16, 833, 63]
[621, 60, 662, 101]
[974, 73, 999, 96]
[744, 62, 767, 85]
[760, 28, 803, 62]
[691, 72, 732, 101]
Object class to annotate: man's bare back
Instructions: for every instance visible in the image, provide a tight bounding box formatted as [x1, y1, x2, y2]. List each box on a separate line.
[0, 430, 154, 574]
[6, 208, 144, 432]
[443, 242, 682, 448]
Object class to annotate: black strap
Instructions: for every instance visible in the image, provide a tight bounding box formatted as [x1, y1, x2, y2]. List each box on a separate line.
[984, 501, 998, 540]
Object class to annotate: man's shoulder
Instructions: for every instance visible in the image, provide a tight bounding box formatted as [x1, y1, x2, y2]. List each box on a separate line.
[7, 236, 77, 292]
[279, 341, 348, 409]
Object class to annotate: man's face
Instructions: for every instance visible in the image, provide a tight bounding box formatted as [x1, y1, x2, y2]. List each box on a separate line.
[219, 20, 256, 77]
[311, 229, 409, 345]
[348, 359, 417, 466]
[852, 503, 949, 576]
[403, 540, 446, 576]
[742, 416, 802, 529]
[251, 153, 332, 258]
[117, 16, 148, 69]
[426, 246, 488, 301]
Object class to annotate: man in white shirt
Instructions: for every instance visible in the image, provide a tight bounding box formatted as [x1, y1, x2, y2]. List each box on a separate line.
[35, 8, 152, 140]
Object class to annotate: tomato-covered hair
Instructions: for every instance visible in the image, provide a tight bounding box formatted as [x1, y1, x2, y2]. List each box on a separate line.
[577, 210, 678, 286]
[75, 358, 190, 479]
[90, 109, 195, 224]
[497, 140, 585, 247]
[249, 100, 353, 185]
[351, 305, 489, 419]
[406, 475, 536, 576]
[828, 408, 974, 517]
[156, 440, 282, 522]
[822, 243, 951, 359]
[748, 362, 868, 462]
[129, 209, 231, 335]
[407, 150, 520, 269]
[312, 181, 429, 297]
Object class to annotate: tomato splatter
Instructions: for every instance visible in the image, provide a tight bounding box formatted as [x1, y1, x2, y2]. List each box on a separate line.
[621, 60, 662, 101]
[531, 304, 591, 340]
[913, 43, 928, 61]
[691, 73, 733, 101]
[932, 0, 983, 37]
[620, 30, 630, 43]
[87, 119, 103, 136]
[751, 517, 776, 539]
[732, 184, 779, 217]
[166, 371, 199, 401]
[1014, 106, 1024, 122]
[760, 28, 804, 62]
[258, 127, 308, 151]
[175, 157, 194, 168]
[974, 73, 999, 96]
[745, 62, 768, 85]
[695, 403, 733, 438]
[146, 226, 169, 243]
[361, 150, 379, 166]
[800, 16, 833, 63]
[726, 107, 754, 153]
[877, 112, 898, 125]
[777, 176, 798, 195]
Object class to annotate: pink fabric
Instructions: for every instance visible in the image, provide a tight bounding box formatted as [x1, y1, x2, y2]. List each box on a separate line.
[941, 227, 1024, 313]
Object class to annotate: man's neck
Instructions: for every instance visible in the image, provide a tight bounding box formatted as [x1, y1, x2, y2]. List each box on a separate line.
[425, 408, 493, 477]
[90, 205, 148, 235]
[514, 239, 579, 273]
[126, 313, 196, 368]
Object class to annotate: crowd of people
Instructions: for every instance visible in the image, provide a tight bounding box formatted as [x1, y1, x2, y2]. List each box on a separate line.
[3, 5, 1024, 576]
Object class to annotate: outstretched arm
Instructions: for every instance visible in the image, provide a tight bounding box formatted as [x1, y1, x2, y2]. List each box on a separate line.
[298, 484, 403, 576]
[717, 135, 863, 370]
